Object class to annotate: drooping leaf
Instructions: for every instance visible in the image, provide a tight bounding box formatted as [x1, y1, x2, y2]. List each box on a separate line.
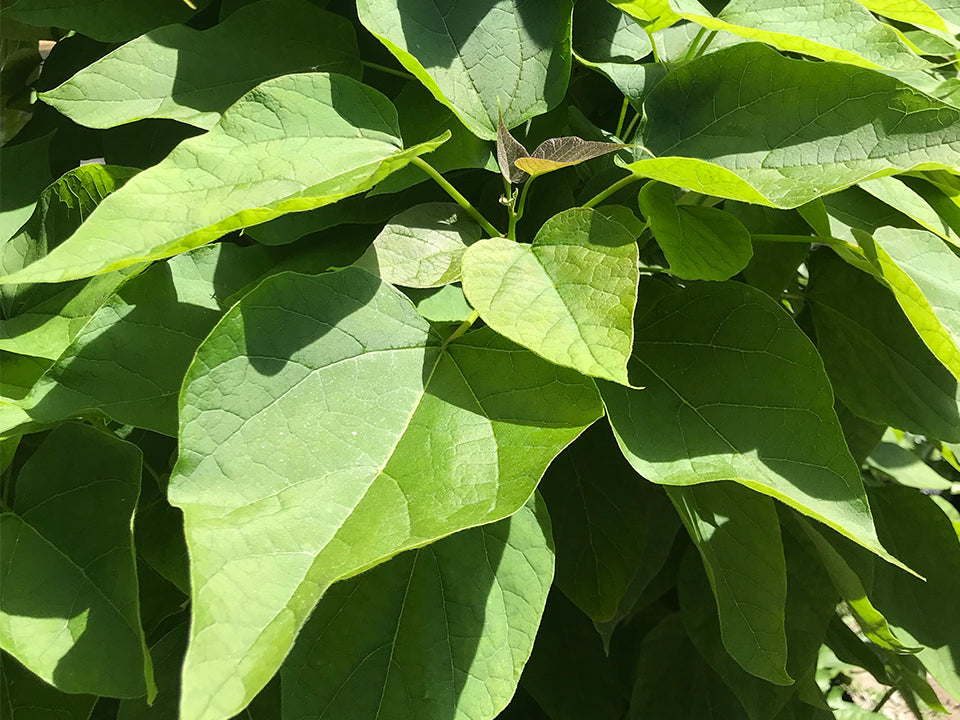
[1, 651, 97, 720]
[0, 73, 448, 285]
[867, 430, 957, 492]
[168, 268, 601, 720]
[539, 420, 678, 623]
[626, 43, 960, 208]
[462, 206, 642, 385]
[806, 248, 960, 442]
[40, 0, 361, 130]
[858, 176, 960, 248]
[357, 0, 574, 140]
[638, 181, 753, 280]
[669, 482, 791, 685]
[600, 279, 901, 567]
[356, 202, 481, 288]
[0, 423, 153, 698]
[282, 498, 554, 720]
[0, 164, 140, 361]
[666, 0, 927, 70]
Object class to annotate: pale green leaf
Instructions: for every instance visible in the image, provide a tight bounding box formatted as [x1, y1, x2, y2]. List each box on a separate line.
[855, 0, 956, 33]
[168, 268, 601, 720]
[669, 482, 791, 685]
[1, 652, 97, 720]
[608, 0, 682, 31]
[0, 352, 49, 401]
[638, 181, 753, 280]
[356, 202, 481, 288]
[667, 0, 928, 70]
[462, 206, 642, 385]
[0, 73, 448, 285]
[282, 498, 554, 720]
[40, 0, 361, 130]
[356, 0, 574, 140]
[806, 249, 960, 442]
[0, 423, 153, 698]
[868, 432, 957, 492]
[600, 280, 901, 567]
[625, 43, 960, 208]
[540, 421, 679, 623]
[404, 283, 475, 324]
[858, 176, 960, 249]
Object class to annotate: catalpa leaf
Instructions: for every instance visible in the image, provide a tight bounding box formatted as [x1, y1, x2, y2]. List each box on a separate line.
[0, 652, 97, 720]
[609, 0, 682, 30]
[0, 133, 54, 245]
[574, 0, 652, 63]
[669, 482, 791, 686]
[514, 136, 626, 177]
[356, 202, 481, 288]
[462, 206, 643, 385]
[357, 0, 574, 140]
[600, 280, 903, 568]
[667, 0, 927, 71]
[0, 73, 448, 285]
[868, 431, 957, 492]
[0, 423, 153, 698]
[168, 268, 601, 720]
[626, 43, 960, 208]
[282, 499, 554, 720]
[498, 115, 531, 184]
[638, 181, 753, 281]
[0, 164, 140, 361]
[859, 176, 960, 249]
[855, 0, 957, 33]
[41, 0, 361, 130]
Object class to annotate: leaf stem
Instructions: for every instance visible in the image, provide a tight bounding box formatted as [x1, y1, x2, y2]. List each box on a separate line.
[361, 60, 415, 81]
[443, 309, 480, 349]
[615, 96, 630, 139]
[515, 177, 536, 223]
[645, 28, 661, 64]
[871, 687, 897, 713]
[684, 27, 707, 62]
[583, 174, 639, 208]
[623, 110, 641, 142]
[411, 157, 501, 237]
[695, 31, 718, 59]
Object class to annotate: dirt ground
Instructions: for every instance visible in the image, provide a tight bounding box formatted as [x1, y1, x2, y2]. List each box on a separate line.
[847, 671, 960, 719]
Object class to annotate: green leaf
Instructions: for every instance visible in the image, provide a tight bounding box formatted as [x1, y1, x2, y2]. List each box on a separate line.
[0, 165, 139, 361]
[669, 482, 791, 685]
[806, 248, 960, 443]
[666, 0, 927, 70]
[855, 0, 956, 33]
[513, 137, 626, 177]
[404, 284, 476, 324]
[168, 268, 601, 720]
[1, 0, 208, 42]
[117, 623, 188, 720]
[0, 352, 49, 401]
[600, 280, 901, 567]
[626, 43, 960, 208]
[462, 206, 641, 385]
[0, 423, 153, 698]
[868, 431, 957, 491]
[282, 498, 554, 720]
[859, 176, 960, 249]
[356, 202, 481, 288]
[0, 73, 448, 285]
[0, 132, 53, 245]
[638, 181, 753, 280]
[539, 421, 679, 623]
[574, 0, 652, 63]
[356, 0, 574, 140]
[1, 652, 97, 720]
[40, 0, 361, 130]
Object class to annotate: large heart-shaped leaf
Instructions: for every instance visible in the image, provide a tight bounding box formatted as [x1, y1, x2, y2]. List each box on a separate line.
[282, 498, 554, 720]
[625, 43, 960, 208]
[0, 423, 152, 698]
[168, 267, 601, 720]
[0, 73, 447, 285]
[462, 206, 642, 385]
[600, 279, 901, 567]
[356, 0, 574, 140]
[41, 0, 361, 130]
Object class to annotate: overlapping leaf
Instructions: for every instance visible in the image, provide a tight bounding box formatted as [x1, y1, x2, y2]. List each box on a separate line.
[282, 499, 554, 720]
[0, 73, 447, 285]
[356, 0, 573, 140]
[0, 423, 152, 698]
[0, 652, 97, 720]
[626, 43, 960, 208]
[41, 0, 361, 130]
[168, 268, 601, 720]
[462, 206, 642, 385]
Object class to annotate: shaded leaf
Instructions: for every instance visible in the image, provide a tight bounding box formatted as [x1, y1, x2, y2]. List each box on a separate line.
[498, 115, 531, 185]
[0, 132, 53, 245]
[574, 0, 652, 62]
[867, 431, 957, 491]
[1, 651, 97, 720]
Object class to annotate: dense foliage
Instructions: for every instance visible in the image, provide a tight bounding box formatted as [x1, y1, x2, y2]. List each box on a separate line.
[2, 0, 960, 718]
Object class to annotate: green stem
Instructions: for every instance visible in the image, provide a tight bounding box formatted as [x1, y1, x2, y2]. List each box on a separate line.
[516, 176, 536, 222]
[361, 60, 415, 81]
[695, 31, 718, 59]
[583, 174, 640, 208]
[683, 27, 707, 62]
[645, 27, 661, 63]
[623, 110, 641, 142]
[871, 687, 897, 714]
[411, 157, 501, 237]
[615, 96, 630, 139]
[443, 309, 480, 349]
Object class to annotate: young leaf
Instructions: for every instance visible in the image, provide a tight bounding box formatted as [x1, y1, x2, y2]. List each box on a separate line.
[498, 116, 531, 184]
[600, 280, 903, 568]
[669, 482, 791, 686]
[462, 206, 642, 385]
[0, 423, 153, 698]
[627, 43, 960, 208]
[0, 73, 448, 285]
[357, 0, 574, 140]
[356, 202, 481, 288]
[514, 136, 626, 177]
[41, 0, 361, 131]
[282, 498, 554, 720]
[638, 181, 753, 280]
[168, 268, 601, 720]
